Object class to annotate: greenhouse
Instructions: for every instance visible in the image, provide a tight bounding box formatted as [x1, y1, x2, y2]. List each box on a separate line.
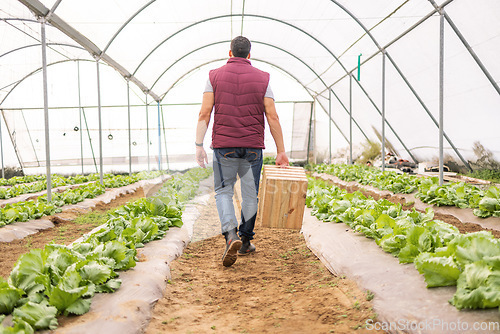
[0, 0, 499, 333]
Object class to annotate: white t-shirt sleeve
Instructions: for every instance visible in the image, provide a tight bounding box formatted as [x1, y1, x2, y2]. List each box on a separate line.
[204, 77, 274, 100]
[265, 83, 274, 100]
[204, 78, 213, 93]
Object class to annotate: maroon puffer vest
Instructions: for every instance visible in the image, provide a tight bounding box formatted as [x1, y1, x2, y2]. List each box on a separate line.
[209, 57, 270, 148]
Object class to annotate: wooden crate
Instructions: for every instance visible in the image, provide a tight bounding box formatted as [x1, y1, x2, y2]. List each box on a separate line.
[256, 165, 308, 229]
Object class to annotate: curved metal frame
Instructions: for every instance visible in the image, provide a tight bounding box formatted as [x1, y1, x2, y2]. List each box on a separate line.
[102, 0, 156, 55]
[101, 2, 465, 165]
[1, 58, 96, 106]
[0, 42, 85, 59]
[1, 18, 38, 23]
[133, 13, 416, 160]
[160, 56, 351, 149]
[11, 0, 494, 168]
[133, 14, 351, 77]
[154, 40, 369, 143]
[327, 0, 471, 168]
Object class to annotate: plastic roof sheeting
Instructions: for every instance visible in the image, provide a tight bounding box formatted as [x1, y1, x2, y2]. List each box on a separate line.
[0, 0, 499, 172]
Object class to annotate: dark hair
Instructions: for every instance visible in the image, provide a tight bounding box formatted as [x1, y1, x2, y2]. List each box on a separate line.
[230, 36, 251, 58]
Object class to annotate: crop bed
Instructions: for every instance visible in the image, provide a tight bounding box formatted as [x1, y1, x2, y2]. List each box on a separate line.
[0, 171, 165, 228]
[314, 164, 500, 218]
[0, 168, 211, 333]
[304, 164, 500, 332]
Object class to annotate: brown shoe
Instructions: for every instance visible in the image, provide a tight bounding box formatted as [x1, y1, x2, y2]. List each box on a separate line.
[222, 228, 242, 267]
[238, 235, 256, 256]
[222, 239, 242, 267]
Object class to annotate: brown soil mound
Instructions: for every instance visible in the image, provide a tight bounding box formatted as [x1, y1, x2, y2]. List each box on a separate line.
[145, 215, 382, 334]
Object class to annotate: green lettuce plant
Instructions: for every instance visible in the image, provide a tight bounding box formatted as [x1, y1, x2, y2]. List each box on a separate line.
[307, 176, 500, 311]
[0, 168, 212, 333]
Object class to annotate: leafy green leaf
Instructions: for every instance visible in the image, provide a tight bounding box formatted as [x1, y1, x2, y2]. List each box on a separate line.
[12, 302, 58, 330]
[379, 234, 406, 255]
[0, 279, 23, 315]
[95, 279, 122, 293]
[414, 253, 461, 287]
[4, 209, 18, 223]
[398, 243, 420, 264]
[64, 298, 91, 316]
[449, 232, 500, 266]
[46, 269, 89, 316]
[9, 249, 47, 295]
[101, 241, 127, 266]
[78, 261, 112, 285]
[0, 319, 34, 334]
[451, 261, 500, 309]
[479, 197, 499, 212]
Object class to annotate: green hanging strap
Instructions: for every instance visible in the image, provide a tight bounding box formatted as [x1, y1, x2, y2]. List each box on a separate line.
[357, 53, 362, 81]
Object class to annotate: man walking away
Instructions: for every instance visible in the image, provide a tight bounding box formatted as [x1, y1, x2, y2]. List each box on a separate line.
[195, 36, 289, 267]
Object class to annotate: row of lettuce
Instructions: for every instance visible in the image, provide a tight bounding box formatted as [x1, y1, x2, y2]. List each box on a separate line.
[0, 171, 165, 228]
[314, 164, 500, 219]
[0, 173, 136, 189]
[0, 172, 164, 200]
[307, 176, 500, 312]
[0, 176, 46, 188]
[0, 167, 212, 333]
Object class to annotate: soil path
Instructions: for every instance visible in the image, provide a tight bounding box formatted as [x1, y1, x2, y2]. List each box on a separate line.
[145, 194, 383, 334]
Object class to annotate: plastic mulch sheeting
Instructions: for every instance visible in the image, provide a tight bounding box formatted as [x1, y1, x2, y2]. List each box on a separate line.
[301, 207, 500, 334]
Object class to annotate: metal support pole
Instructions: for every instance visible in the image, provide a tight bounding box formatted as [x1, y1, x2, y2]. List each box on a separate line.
[157, 101, 161, 171]
[354, 78, 418, 164]
[1, 110, 24, 172]
[328, 89, 332, 164]
[306, 101, 314, 164]
[96, 59, 104, 184]
[349, 74, 353, 164]
[290, 104, 295, 160]
[382, 51, 386, 172]
[127, 79, 132, 176]
[77, 61, 84, 174]
[313, 101, 316, 164]
[82, 107, 98, 173]
[160, 105, 170, 172]
[439, 10, 445, 185]
[315, 97, 349, 144]
[145, 94, 150, 171]
[385, 52, 471, 171]
[0, 112, 4, 179]
[428, 0, 500, 97]
[41, 18, 52, 201]
[327, 88, 369, 141]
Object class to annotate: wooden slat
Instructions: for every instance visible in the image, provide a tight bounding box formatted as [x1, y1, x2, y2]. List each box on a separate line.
[277, 179, 292, 228]
[265, 174, 307, 180]
[257, 166, 308, 229]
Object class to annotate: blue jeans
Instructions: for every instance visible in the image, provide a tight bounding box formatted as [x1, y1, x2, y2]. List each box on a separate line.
[213, 147, 263, 239]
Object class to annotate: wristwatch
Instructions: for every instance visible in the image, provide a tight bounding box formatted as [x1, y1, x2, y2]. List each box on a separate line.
[195, 142, 203, 147]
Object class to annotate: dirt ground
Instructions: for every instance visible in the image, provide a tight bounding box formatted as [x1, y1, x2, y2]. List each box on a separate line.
[145, 197, 382, 334]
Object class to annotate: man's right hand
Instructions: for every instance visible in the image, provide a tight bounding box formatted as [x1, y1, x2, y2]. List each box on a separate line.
[275, 152, 289, 167]
[196, 146, 208, 168]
